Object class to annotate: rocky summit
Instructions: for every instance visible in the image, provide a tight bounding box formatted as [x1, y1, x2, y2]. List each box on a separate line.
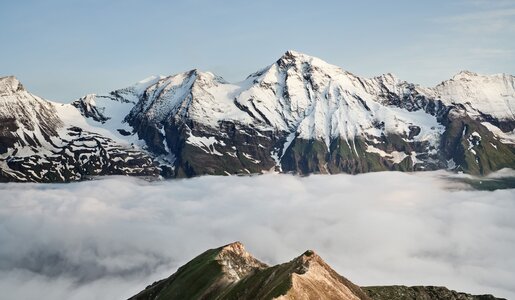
[1, 51, 514, 182]
[129, 242, 504, 300]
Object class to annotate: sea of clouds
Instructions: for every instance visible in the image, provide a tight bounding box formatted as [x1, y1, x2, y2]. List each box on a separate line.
[0, 171, 514, 299]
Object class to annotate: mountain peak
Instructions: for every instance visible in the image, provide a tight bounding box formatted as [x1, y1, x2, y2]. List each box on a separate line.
[276, 50, 334, 68]
[0, 76, 25, 95]
[289, 249, 324, 272]
[216, 242, 268, 281]
[299, 249, 318, 260]
[283, 49, 307, 58]
[453, 70, 479, 80]
[219, 241, 247, 256]
[375, 72, 402, 86]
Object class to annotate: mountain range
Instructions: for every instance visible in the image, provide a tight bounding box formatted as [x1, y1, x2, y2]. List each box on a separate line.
[129, 242, 504, 300]
[1, 51, 514, 182]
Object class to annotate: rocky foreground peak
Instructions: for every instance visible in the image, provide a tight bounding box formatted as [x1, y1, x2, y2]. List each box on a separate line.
[129, 242, 505, 300]
[129, 242, 369, 300]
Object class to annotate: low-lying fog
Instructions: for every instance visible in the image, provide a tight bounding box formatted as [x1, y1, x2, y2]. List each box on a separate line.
[0, 170, 514, 299]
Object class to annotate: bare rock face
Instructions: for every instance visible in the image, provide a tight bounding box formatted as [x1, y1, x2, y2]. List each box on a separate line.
[129, 242, 504, 300]
[217, 242, 268, 282]
[274, 250, 371, 300]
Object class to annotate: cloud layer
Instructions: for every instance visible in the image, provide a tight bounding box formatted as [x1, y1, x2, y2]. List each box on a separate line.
[0, 171, 514, 299]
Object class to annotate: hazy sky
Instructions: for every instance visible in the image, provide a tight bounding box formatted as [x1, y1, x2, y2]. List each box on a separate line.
[1, 0, 514, 102]
[1, 172, 514, 300]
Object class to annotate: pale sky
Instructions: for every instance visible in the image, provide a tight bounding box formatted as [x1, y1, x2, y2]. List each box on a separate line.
[1, 0, 514, 102]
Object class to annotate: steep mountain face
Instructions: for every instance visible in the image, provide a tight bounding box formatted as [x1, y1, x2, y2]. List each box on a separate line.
[129, 242, 504, 300]
[0, 76, 160, 182]
[1, 51, 514, 181]
[129, 242, 371, 300]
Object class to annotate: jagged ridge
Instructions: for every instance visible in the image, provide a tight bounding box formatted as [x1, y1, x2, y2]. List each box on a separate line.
[129, 242, 371, 300]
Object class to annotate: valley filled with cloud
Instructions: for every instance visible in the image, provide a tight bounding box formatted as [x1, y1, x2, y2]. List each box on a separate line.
[0, 171, 514, 299]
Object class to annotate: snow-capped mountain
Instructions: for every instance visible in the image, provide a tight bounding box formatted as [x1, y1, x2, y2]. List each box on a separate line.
[1, 51, 514, 182]
[434, 71, 515, 126]
[0, 76, 160, 182]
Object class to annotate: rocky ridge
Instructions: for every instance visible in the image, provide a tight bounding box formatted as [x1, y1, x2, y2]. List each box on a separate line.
[129, 242, 504, 300]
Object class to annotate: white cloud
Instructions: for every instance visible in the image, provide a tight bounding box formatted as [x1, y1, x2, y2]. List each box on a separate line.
[434, 7, 515, 33]
[0, 171, 514, 299]
[444, 8, 515, 22]
[469, 48, 512, 57]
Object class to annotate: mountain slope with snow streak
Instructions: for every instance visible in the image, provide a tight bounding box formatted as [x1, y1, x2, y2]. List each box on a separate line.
[0, 76, 160, 182]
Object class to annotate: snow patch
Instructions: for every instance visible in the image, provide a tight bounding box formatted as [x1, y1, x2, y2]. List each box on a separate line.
[186, 133, 224, 156]
[365, 145, 409, 164]
[242, 152, 261, 164]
